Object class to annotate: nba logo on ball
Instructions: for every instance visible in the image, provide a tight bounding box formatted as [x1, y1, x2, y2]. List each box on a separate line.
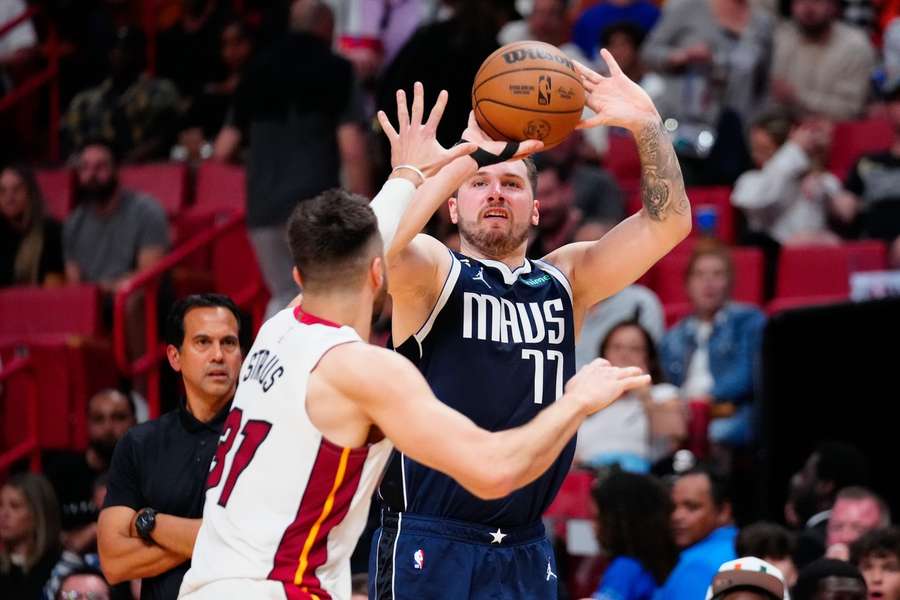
[538, 75, 551, 105]
[413, 549, 425, 570]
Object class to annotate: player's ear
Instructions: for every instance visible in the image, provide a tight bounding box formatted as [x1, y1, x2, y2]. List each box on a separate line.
[166, 344, 182, 372]
[448, 196, 459, 224]
[371, 256, 384, 289]
[292, 267, 303, 289]
[532, 199, 540, 226]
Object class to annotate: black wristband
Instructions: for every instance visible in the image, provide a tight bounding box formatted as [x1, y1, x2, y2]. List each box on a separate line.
[457, 139, 521, 168]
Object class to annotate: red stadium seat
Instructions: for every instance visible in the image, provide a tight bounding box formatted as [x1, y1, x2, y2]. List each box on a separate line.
[686, 186, 735, 243]
[652, 246, 764, 306]
[119, 162, 190, 217]
[827, 119, 893, 181]
[766, 294, 848, 315]
[35, 168, 74, 221]
[195, 161, 246, 212]
[0, 285, 103, 338]
[845, 240, 888, 272]
[604, 131, 641, 187]
[775, 245, 851, 299]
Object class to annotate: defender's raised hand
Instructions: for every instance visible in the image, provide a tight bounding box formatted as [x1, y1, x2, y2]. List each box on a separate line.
[377, 82, 477, 181]
[574, 50, 659, 131]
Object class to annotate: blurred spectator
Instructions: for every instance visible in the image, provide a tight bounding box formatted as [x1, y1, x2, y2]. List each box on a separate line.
[98, 294, 242, 599]
[214, 0, 371, 318]
[734, 114, 844, 246]
[786, 442, 871, 568]
[56, 566, 112, 600]
[0, 473, 83, 599]
[63, 140, 169, 295]
[175, 19, 256, 161]
[336, 0, 428, 83]
[572, 0, 660, 61]
[885, 18, 900, 83]
[707, 556, 789, 600]
[770, 0, 877, 120]
[843, 79, 900, 267]
[737, 522, 799, 587]
[0, 165, 65, 287]
[577, 320, 683, 472]
[825, 487, 891, 560]
[42, 390, 136, 555]
[62, 26, 182, 162]
[659, 241, 766, 450]
[499, 0, 590, 65]
[641, 0, 772, 186]
[600, 22, 649, 84]
[589, 470, 679, 599]
[528, 160, 582, 259]
[656, 465, 738, 600]
[0, 0, 38, 96]
[350, 572, 368, 600]
[850, 527, 900, 600]
[156, 0, 231, 105]
[576, 284, 665, 369]
[792, 558, 867, 600]
[377, 0, 515, 149]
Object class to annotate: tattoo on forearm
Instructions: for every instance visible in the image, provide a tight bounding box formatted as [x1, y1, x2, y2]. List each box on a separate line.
[636, 120, 688, 221]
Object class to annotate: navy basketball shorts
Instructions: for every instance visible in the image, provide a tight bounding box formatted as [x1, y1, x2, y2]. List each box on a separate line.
[369, 512, 559, 600]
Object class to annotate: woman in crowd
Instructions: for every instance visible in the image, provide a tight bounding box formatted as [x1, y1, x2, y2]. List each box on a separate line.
[576, 319, 685, 473]
[590, 470, 680, 600]
[0, 165, 65, 288]
[0, 473, 83, 599]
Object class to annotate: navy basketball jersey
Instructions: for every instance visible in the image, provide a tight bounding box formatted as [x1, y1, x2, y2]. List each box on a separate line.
[381, 250, 577, 528]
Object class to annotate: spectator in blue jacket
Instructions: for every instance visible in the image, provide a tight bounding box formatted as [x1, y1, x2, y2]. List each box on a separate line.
[572, 0, 660, 61]
[656, 465, 738, 600]
[659, 240, 766, 448]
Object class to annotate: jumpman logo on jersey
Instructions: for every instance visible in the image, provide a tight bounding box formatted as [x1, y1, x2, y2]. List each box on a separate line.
[472, 267, 491, 289]
[546, 560, 558, 581]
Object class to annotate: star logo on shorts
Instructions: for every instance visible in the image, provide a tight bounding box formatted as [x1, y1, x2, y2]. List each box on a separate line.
[489, 528, 507, 544]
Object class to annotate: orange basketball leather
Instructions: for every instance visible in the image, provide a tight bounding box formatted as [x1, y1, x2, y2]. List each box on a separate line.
[472, 41, 585, 149]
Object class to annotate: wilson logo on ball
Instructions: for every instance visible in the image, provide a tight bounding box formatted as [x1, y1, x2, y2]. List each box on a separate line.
[538, 76, 551, 105]
[502, 48, 574, 70]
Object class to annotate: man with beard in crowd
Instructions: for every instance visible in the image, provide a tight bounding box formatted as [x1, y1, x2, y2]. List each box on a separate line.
[63, 138, 169, 293]
[43, 389, 137, 555]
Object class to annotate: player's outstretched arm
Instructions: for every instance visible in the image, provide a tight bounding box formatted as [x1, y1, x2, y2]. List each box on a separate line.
[98, 506, 195, 583]
[543, 50, 692, 311]
[321, 344, 648, 500]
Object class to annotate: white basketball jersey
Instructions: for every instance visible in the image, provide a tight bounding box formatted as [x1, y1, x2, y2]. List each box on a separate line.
[179, 307, 393, 600]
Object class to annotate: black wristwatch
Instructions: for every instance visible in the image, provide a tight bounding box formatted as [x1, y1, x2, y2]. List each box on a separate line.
[135, 508, 157, 544]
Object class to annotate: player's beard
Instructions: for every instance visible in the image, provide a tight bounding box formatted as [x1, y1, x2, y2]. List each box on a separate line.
[458, 216, 530, 259]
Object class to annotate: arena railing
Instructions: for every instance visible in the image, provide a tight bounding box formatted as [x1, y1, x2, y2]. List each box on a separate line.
[112, 210, 267, 419]
[0, 354, 41, 473]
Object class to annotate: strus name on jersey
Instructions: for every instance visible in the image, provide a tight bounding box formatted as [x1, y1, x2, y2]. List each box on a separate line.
[462, 292, 566, 345]
[242, 348, 284, 392]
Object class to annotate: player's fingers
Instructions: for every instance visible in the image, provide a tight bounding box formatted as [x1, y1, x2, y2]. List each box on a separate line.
[515, 139, 544, 157]
[396, 89, 410, 129]
[448, 142, 478, 162]
[376, 111, 398, 141]
[575, 114, 606, 130]
[572, 59, 602, 83]
[425, 89, 449, 132]
[599, 49, 623, 78]
[411, 81, 425, 126]
[616, 366, 645, 379]
[619, 374, 652, 392]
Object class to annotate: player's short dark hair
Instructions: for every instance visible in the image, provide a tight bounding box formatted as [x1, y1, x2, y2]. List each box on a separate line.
[523, 156, 539, 194]
[737, 522, 796, 559]
[288, 189, 381, 292]
[680, 464, 732, 508]
[599, 21, 647, 49]
[165, 293, 242, 347]
[850, 527, 900, 565]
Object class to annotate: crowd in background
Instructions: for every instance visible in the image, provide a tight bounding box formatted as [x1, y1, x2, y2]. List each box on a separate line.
[2, 0, 900, 599]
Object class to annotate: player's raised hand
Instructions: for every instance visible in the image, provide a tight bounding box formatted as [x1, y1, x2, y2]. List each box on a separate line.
[377, 82, 477, 180]
[565, 358, 651, 415]
[573, 50, 659, 131]
[460, 111, 544, 160]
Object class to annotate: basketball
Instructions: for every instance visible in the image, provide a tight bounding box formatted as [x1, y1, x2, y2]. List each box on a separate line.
[472, 41, 585, 150]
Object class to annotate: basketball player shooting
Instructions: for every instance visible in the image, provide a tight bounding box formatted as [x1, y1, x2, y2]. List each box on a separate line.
[368, 50, 691, 600]
[177, 185, 649, 599]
